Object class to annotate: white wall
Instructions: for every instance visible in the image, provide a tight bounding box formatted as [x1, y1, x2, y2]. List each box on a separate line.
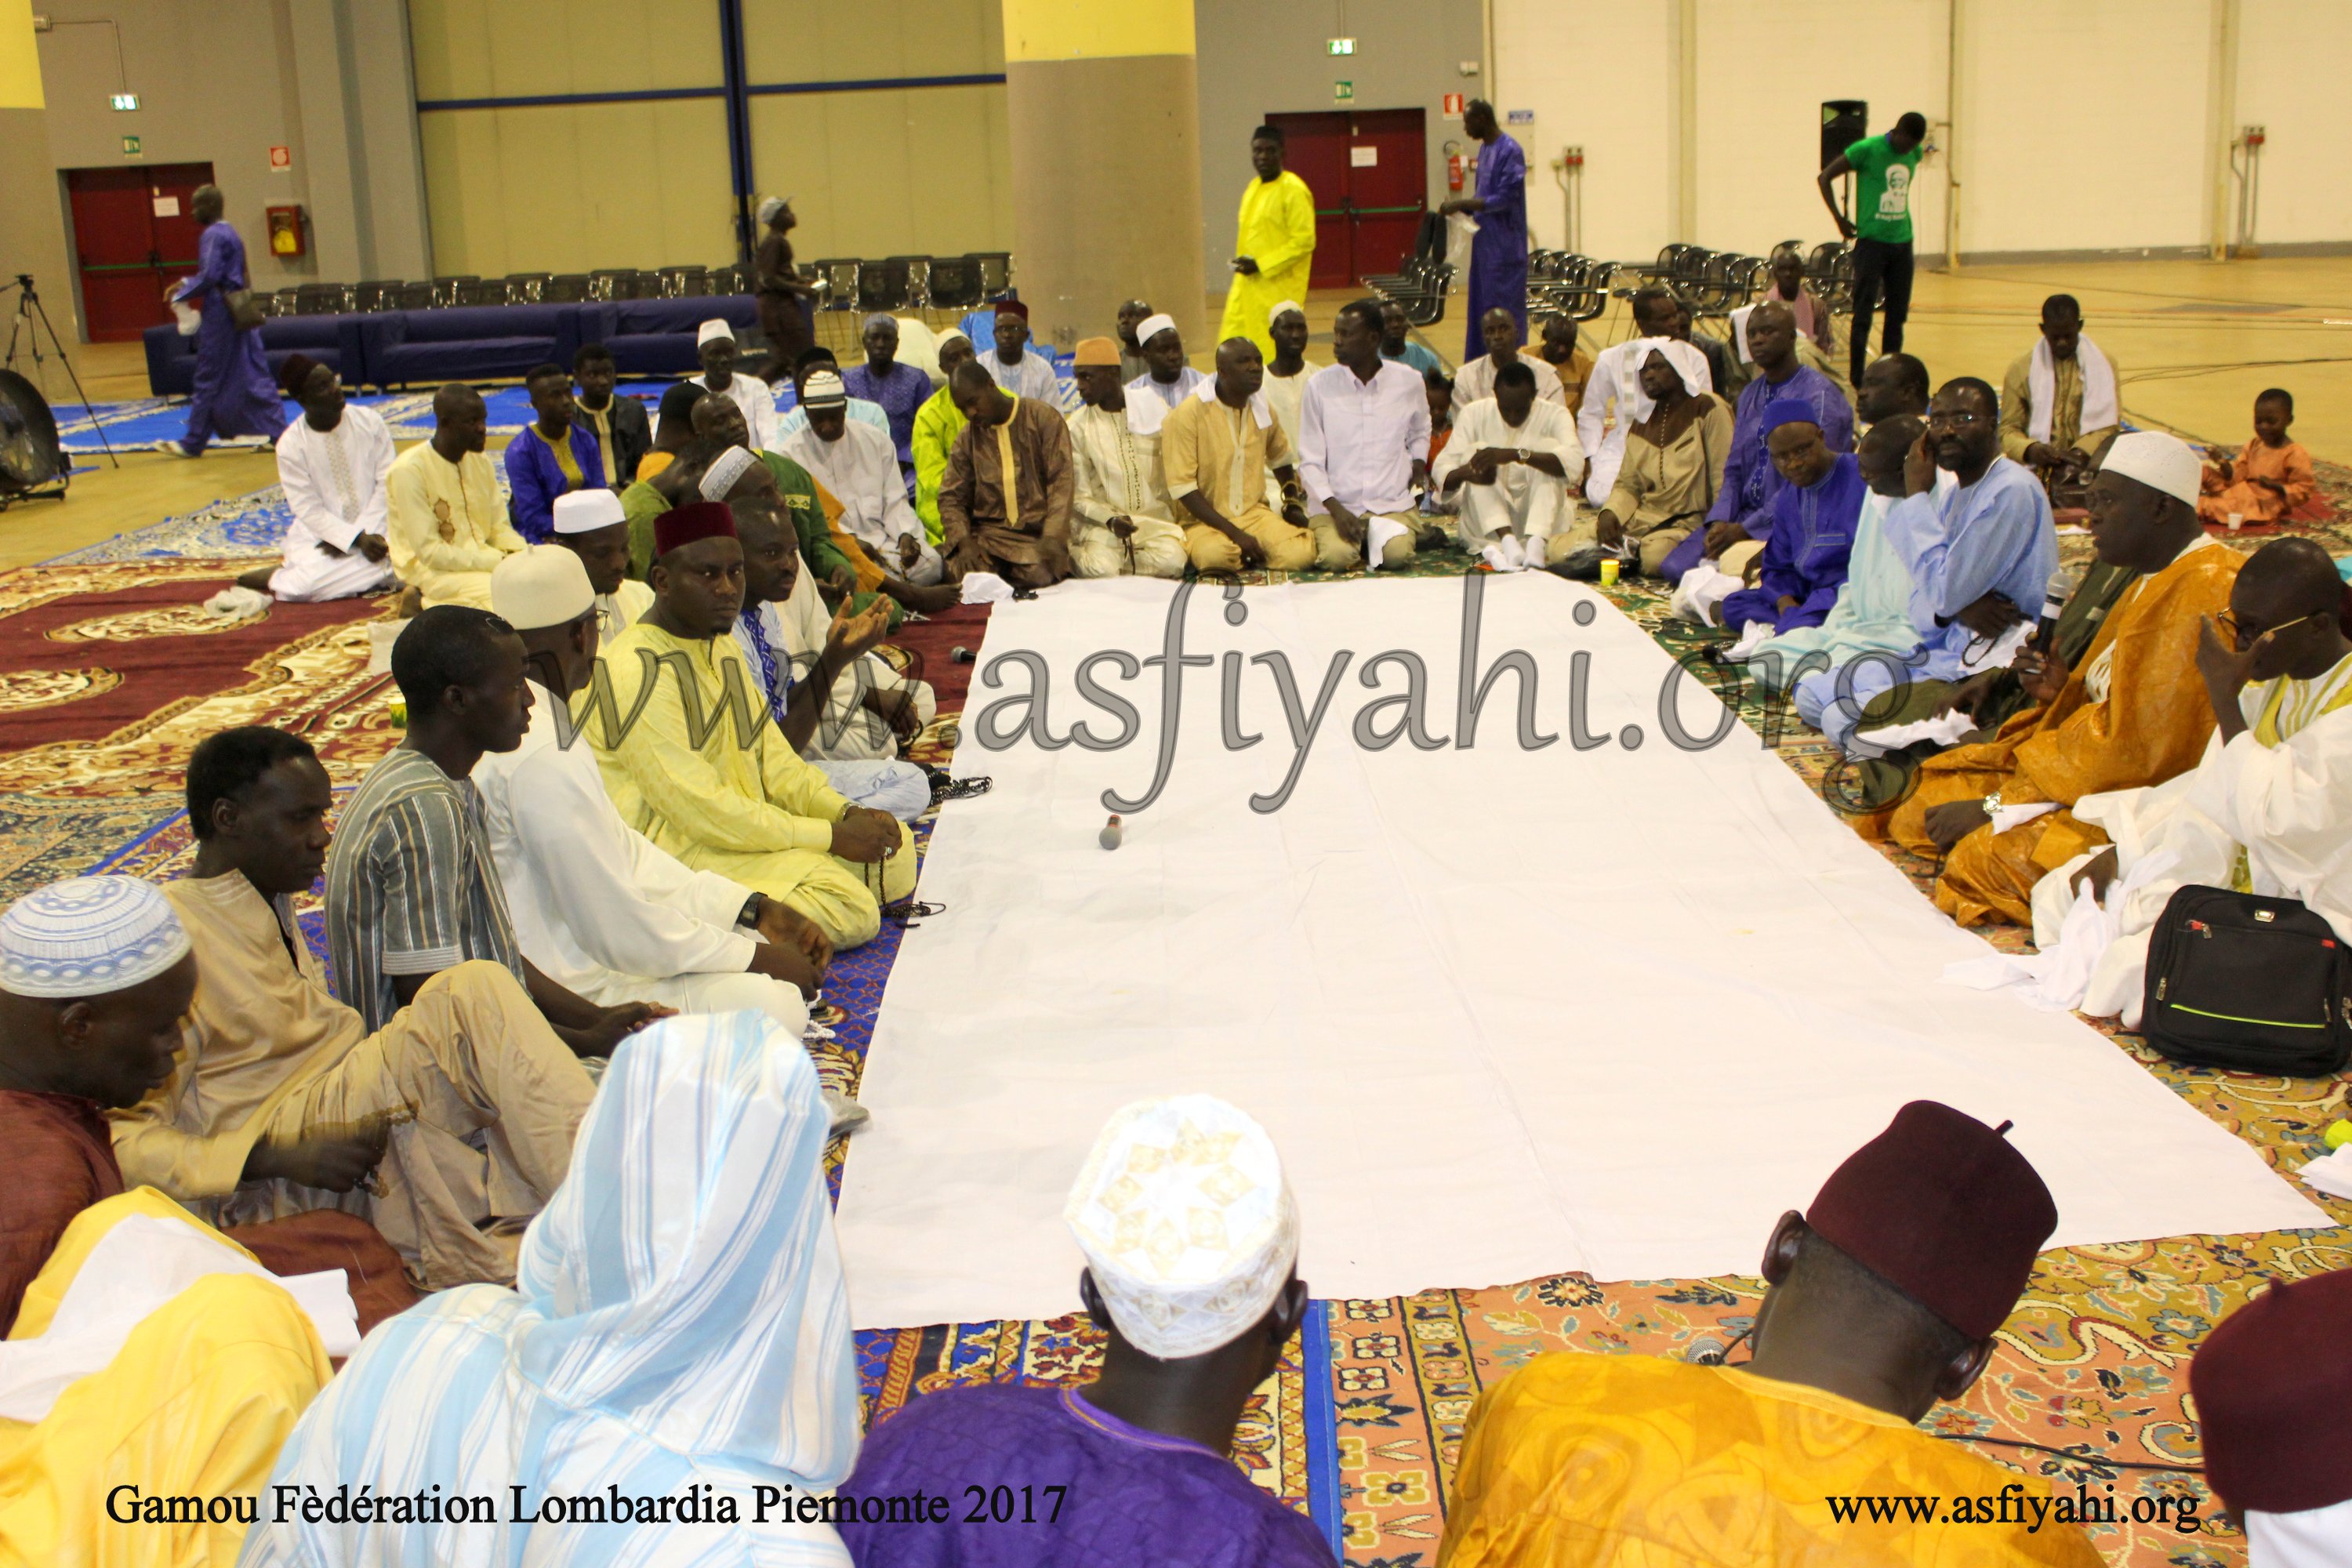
[2237, 0, 2352, 246]
[1490, 0, 2352, 263]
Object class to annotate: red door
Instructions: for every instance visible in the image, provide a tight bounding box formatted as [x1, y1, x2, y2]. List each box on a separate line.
[67, 163, 214, 342]
[1267, 109, 1428, 289]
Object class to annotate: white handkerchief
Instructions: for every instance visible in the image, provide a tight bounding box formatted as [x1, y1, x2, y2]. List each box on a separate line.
[1723, 617, 1777, 661]
[1958, 619, 2034, 676]
[960, 572, 1014, 604]
[2299, 1144, 2352, 1201]
[1856, 710, 1980, 750]
[1671, 565, 1743, 628]
[1366, 514, 1414, 571]
[1990, 800, 2060, 833]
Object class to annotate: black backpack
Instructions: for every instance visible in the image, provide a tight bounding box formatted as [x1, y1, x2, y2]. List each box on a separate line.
[2141, 884, 2352, 1076]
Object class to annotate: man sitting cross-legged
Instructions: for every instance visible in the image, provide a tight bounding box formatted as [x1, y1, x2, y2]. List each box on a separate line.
[913, 329, 975, 545]
[780, 368, 946, 585]
[1443, 1101, 2100, 1566]
[137, 728, 610, 1290]
[1066, 337, 1191, 579]
[1163, 336, 1319, 577]
[502, 361, 604, 543]
[1548, 339, 1726, 581]
[1301, 298, 1446, 572]
[590, 501, 916, 951]
[475, 546, 869, 1136]
[940, 361, 1076, 590]
[1715, 404, 1864, 636]
[2000, 293, 2119, 501]
[239, 354, 394, 603]
[0, 874, 416, 1334]
[839, 1094, 1332, 1566]
[1450, 305, 1568, 415]
[694, 317, 781, 451]
[1434, 360, 1582, 573]
[1127, 310, 1209, 414]
[1737, 416, 1925, 687]
[1890, 430, 2242, 927]
[570, 340, 648, 488]
[731, 490, 937, 780]
[2029, 538, 2352, 1027]
[385, 383, 524, 611]
[982, 296, 1062, 404]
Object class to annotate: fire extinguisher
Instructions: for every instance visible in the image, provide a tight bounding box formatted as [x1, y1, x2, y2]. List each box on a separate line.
[1447, 153, 1465, 192]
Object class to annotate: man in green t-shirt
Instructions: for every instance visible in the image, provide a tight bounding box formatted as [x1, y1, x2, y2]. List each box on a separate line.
[1817, 111, 1927, 385]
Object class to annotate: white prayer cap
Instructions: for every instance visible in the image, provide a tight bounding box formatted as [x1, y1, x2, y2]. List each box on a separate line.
[1065, 1094, 1299, 1359]
[491, 545, 595, 633]
[697, 319, 737, 348]
[1268, 299, 1305, 328]
[1135, 313, 1179, 347]
[551, 489, 626, 535]
[0, 876, 191, 999]
[800, 370, 847, 408]
[2098, 430, 2202, 509]
[699, 445, 761, 501]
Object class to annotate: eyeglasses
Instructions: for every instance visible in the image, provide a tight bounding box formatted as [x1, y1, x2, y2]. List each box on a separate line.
[2216, 610, 2320, 650]
[1925, 409, 1986, 429]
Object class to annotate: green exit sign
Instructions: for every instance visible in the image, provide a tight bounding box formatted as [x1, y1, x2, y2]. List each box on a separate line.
[1327, 37, 1355, 55]
[121, 134, 141, 158]
[110, 92, 139, 111]
[1334, 79, 1353, 102]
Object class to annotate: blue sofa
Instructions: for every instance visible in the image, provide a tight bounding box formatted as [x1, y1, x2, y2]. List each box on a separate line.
[581, 295, 766, 377]
[358, 303, 585, 390]
[142, 314, 363, 399]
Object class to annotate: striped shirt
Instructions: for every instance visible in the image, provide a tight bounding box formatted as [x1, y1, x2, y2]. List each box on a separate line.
[325, 745, 523, 1031]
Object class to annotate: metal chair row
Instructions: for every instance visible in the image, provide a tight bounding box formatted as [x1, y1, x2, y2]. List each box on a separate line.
[1602, 240, 1855, 322]
[256, 265, 769, 318]
[1364, 213, 1452, 327]
[800, 252, 1014, 314]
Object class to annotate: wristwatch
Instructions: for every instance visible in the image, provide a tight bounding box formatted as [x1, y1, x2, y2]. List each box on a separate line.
[738, 892, 764, 929]
[1981, 791, 2003, 817]
[1514, 448, 1530, 463]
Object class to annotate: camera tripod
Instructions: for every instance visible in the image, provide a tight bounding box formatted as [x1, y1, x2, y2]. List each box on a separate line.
[3, 273, 118, 471]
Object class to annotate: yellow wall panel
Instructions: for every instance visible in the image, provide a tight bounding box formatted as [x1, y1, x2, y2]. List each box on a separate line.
[409, 0, 720, 101]
[741, 0, 1000, 84]
[421, 100, 734, 276]
[747, 83, 1011, 260]
[0, 0, 45, 109]
[1000, 0, 1192, 63]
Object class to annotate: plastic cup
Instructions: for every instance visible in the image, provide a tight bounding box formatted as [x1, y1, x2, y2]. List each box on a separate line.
[1598, 557, 1621, 586]
[2227, 511, 2244, 532]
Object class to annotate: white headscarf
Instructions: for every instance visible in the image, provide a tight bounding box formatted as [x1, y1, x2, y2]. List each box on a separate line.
[241, 1011, 858, 1566]
[1617, 336, 1711, 421]
[2027, 333, 2118, 444]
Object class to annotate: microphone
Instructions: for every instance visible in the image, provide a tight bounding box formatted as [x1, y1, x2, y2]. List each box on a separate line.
[2035, 587, 2065, 650]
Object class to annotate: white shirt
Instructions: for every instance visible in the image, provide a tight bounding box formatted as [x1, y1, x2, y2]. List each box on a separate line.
[714, 371, 781, 452]
[1431, 396, 1584, 491]
[472, 678, 757, 994]
[1298, 359, 1432, 514]
[274, 405, 395, 553]
[985, 348, 1061, 405]
[779, 419, 923, 554]
[1576, 340, 1649, 466]
[1262, 362, 1322, 455]
[1451, 351, 1566, 416]
[594, 579, 654, 646]
[1126, 366, 1209, 413]
[1069, 401, 1177, 524]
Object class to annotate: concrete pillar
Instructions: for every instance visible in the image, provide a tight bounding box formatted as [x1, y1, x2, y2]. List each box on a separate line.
[1000, 0, 1203, 354]
[0, 0, 81, 344]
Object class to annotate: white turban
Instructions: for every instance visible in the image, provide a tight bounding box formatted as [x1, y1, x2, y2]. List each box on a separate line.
[1624, 336, 1711, 400]
[756, 196, 789, 227]
[696, 319, 736, 348]
[699, 445, 760, 501]
[551, 489, 626, 535]
[1135, 313, 1179, 347]
[491, 545, 595, 633]
[1268, 299, 1305, 329]
[1065, 1094, 1299, 1359]
[2098, 430, 2201, 509]
[0, 876, 190, 999]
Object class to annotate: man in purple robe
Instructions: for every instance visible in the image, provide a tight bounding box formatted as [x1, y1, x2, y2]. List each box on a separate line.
[1660, 299, 1855, 584]
[1719, 405, 1865, 635]
[1441, 100, 1528, 361]
[167, 186, 288, 459]
[837, 1095, 1333, 1566]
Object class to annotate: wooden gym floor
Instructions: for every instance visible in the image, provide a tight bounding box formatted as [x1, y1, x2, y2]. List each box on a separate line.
[10, 255, 2351, 572]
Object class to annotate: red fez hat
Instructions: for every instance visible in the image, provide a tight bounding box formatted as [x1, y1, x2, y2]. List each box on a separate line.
[2191, 1269, 2352, 1515]
[652, 500, 739, 557]
[278, 353, 323, 398]
[992, 298, 1029, 321]
[1806, 1101, 2056, 1340]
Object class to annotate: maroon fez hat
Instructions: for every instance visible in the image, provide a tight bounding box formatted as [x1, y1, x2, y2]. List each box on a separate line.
[2191, 1269, 2352, 1515]
[992, 298, 1029, 321]
[278, 353, 323, 398]
[652, 500, 739, 557]
[1806, 1101, 2056, 1340]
